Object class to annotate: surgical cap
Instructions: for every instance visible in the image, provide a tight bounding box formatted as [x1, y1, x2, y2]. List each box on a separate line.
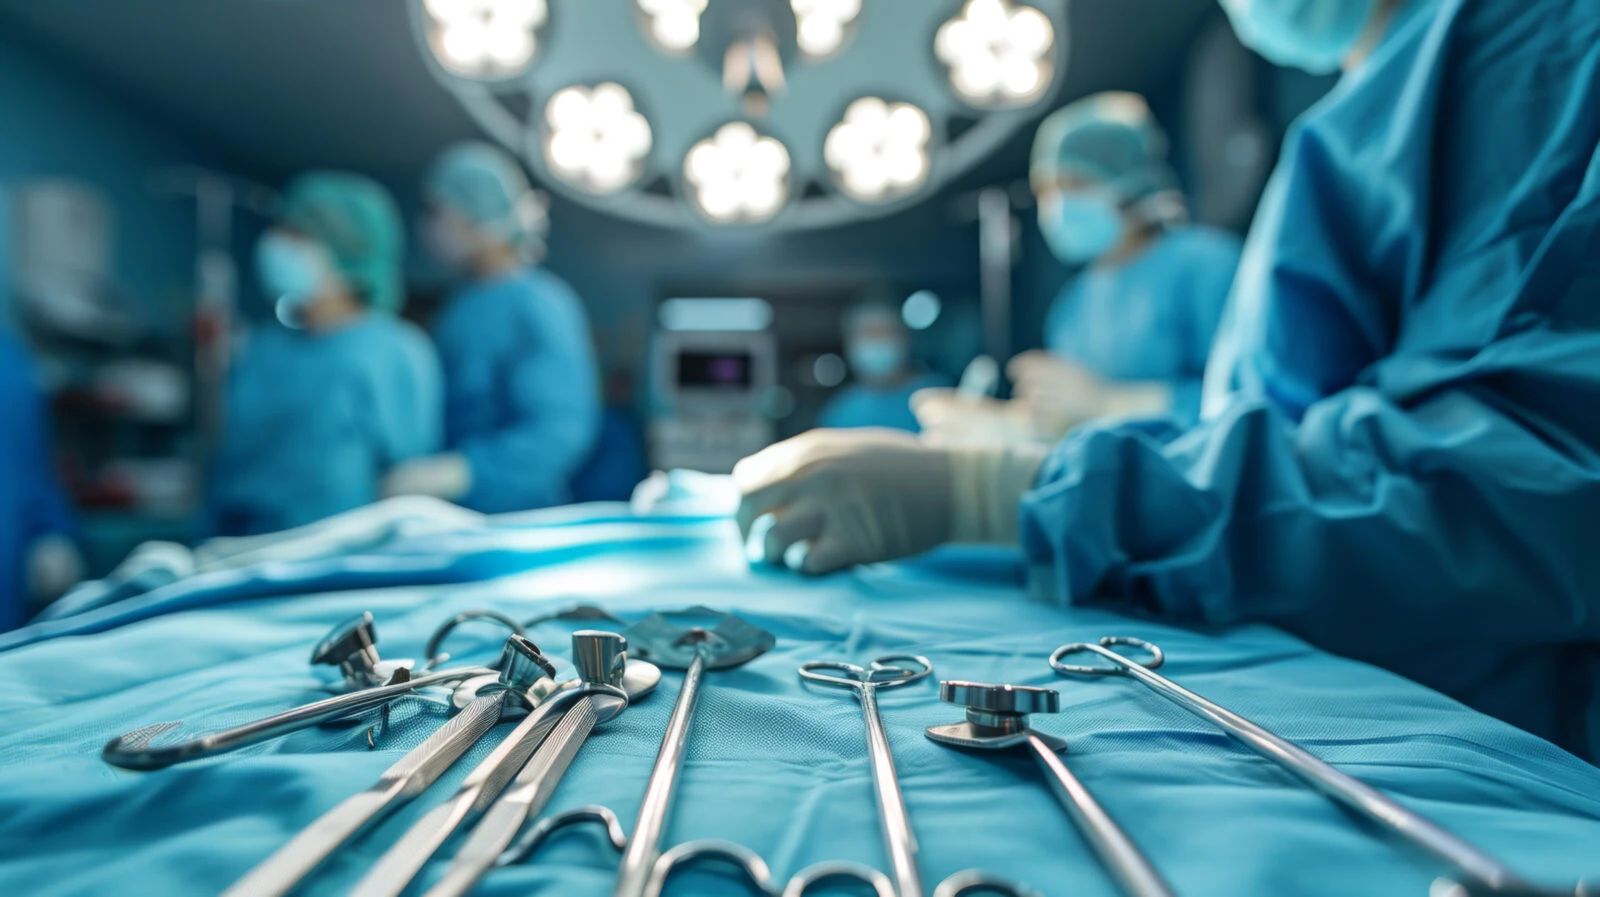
[424, 141, 550, 260]
[1030, 92, 1177, 202]
[277, 172, 406, 312]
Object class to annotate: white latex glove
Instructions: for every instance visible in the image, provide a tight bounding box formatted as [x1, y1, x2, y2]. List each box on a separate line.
[27, 533, 85, 605]
[734, 427, 1047, 575]
[380, 453, 473, 502]
[912, 388, 1079, 447]
[1008, 350, 1172, 420]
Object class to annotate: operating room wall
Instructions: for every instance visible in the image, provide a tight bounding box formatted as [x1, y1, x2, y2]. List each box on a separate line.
[0, 28, 250, 329]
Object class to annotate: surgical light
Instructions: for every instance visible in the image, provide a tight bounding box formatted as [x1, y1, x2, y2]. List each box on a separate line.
[791, 0, 862, 58]
[685, 123, 792, 224]
[423, 0, 547, 78]
[824, 97, 931, 203]
[936, 0, 1055, 107]
[638, 0, 709, 53]
[544, 83, 654, 194]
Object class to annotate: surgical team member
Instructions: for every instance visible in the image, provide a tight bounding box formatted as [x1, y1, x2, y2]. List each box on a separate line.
[382, 142, 599, 513]
[735, 0, 1600, 759]
[917, 94, 1239, 440]
[818, 301, 949, 432]
[0, 330, 82, 630]
[210, 173, 442, 536]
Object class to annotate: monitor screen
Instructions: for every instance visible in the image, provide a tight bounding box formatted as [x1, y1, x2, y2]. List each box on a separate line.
[676, 351, 753, 389]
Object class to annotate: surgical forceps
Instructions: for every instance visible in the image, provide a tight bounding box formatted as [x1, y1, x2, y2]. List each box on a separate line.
[797, 656, 1042, 897]
[103, 613, 495, 771]
[219, 634, 559, 897]
[926, 681, 1174, 897]
[349, 630, 640, 897]
[421, 631, 661, 897]
[1052, 637, 1531, 893]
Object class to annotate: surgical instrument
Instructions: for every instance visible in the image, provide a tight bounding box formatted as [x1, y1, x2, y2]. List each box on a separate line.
[612, 608, 776, 897]
[423, 631, 661, 897]
[796, 655, 1040, 897]
[219, 634, 558, 897]
[103, 613, 494, 771]
[1051, 637, 1531, 893]
[793, 655, 937, 897]
[349, 631, 637, 897]
[926, 681, 1175, 897]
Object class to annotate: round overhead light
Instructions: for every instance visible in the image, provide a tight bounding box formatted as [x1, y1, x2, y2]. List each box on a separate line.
[544, 83, 653, 194]
[936, 0, 1055, 107]
[791, 0, 862, 58]
[422, 0, 548, 79]
[824, 97, 932, 203]
[637, 0, 710, 53]
[685, 123, 792, 224]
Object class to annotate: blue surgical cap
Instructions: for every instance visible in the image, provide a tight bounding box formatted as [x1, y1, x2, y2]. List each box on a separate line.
[277, 172, 406, 312]
[424, 141, 549, 259]
[1030, 92, 1177, 202]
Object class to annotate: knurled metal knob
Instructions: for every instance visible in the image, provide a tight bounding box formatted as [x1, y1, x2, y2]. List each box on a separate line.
[940, 680, 1060, 716]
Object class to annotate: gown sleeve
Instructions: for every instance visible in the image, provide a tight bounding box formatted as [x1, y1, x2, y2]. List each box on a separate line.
[1019, 0, 1600, 750]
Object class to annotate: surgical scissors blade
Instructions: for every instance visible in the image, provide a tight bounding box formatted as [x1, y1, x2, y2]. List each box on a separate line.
[797, 655, 933, 897]
[1051, 637, 1530, 892]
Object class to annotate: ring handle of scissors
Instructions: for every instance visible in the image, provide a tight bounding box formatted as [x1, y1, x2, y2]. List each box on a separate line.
[781, 861, 895, 897]
[647, 839, 777, 897]
[497, 804, 628, 868]
[798, 654, 933, 690]
[424, 610, 527, 671]
[1049, 637, 1165, 678]
[933, 868, 1046, 897]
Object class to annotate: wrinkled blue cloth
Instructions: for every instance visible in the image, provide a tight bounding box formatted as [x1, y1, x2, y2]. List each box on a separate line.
[435, 267, 600, 513]
[0, 331, 75, 632]
[819, 369, 951, 432]
[210, 315, 442, 536]
[1045, 226, 1238, 423]
[1024, 0, 1600, 761]
[0, 504, 1597, 896]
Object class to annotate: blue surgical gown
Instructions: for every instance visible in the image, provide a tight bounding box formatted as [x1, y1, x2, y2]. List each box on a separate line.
[1021, 0, 1600, 761]
[210, 315, 442, 536]
[434, 267, 600, 513]
[819, 369, 951, 432]
[1045, 225, 1239, 424]
[0, 332, 76, 631]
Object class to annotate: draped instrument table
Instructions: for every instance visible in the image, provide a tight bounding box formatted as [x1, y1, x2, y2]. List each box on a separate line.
[0, 502, 1595, 896]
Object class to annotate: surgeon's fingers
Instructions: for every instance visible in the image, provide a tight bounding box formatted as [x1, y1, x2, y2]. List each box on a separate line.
[761, 504, 826, 567]
[735, 477, 796, 539]
[910, 388, 959, 428]
[799, 532, 860, 576]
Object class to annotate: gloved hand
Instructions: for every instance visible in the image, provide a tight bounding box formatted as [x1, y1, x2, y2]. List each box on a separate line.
[911, 388, 1076, 446]
[27, 533, 85, 605]
[1008, 350, 1172, 420]
[734, 428, 1048, 575]
[380, 453, 473, 502]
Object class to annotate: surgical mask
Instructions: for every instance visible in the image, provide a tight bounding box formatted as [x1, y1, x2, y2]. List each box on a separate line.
[1038, 190, 1126, 265]
[256, 232, 330, 319]
[848, 339, 907, 380]
[1219, 0, 1379, 75]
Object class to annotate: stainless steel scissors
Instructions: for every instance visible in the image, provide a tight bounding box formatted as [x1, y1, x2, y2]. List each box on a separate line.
[1051, 637, 1530, 893]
